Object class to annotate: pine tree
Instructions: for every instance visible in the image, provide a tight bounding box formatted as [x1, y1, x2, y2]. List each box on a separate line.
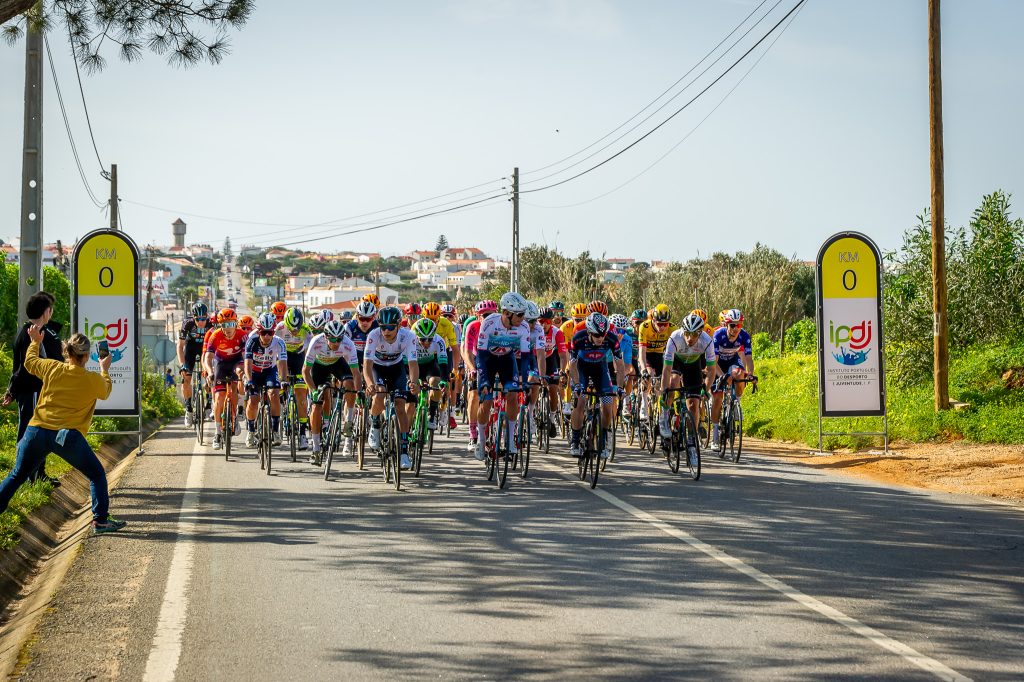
[435, 234, 449, 253]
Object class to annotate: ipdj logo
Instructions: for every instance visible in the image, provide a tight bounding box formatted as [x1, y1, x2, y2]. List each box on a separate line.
[84, 317, 129, 363]
[829, 319, 872, 366]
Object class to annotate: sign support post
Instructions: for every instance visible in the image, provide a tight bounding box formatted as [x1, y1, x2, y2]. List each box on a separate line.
[72, 229, 145, 454]
[815, 231, 887, 453]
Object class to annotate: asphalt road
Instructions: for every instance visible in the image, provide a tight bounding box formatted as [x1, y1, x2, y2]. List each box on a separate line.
[13, 415, 1023, 681]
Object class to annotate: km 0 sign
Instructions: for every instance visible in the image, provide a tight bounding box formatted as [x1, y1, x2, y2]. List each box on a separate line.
[815, 232, 886, 417]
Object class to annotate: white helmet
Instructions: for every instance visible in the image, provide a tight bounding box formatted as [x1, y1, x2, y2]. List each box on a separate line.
[324, 319, 347, 338]
[681, 313, 705, 334]
[355, 301, 377, 318]
[499, 291, 528, 315]
[524, 300, 540, 321]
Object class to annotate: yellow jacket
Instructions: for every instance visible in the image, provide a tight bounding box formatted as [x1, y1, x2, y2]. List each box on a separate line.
[25, 340, 112, 435]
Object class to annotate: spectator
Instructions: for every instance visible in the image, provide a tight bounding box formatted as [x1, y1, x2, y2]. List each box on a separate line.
[0, 327, 127, 533]
[2, 292, 64, 487]
[164, 368, 175, 389]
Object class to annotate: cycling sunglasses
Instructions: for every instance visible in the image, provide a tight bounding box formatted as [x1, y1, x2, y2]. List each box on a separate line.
[327, 335, 343, 343]
[222, 321, 237, 328]
[506, 311, 525, 319]
[195, 316, 208, 322]
[258, 330, 275, 337]
[379, 324, 398, 331]
[357, 316, 375, 323]
[727, 323, 740, 330]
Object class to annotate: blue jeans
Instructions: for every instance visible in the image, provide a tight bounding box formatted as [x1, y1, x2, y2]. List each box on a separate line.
[0, 426, 110, 521]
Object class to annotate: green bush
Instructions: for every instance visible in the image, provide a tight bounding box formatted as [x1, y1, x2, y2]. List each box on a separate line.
[751, 332, 778, 360]
[784, 317, 817, 354]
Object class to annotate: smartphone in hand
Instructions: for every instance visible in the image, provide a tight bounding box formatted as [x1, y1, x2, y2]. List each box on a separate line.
[97, 340, 109, 359]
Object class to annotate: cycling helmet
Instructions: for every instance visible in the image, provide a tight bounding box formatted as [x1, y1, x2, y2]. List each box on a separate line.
[719, 310, 730, 326]
[457, 313, 469, 325]
[423, 302, 441, 320]
[320, 310, 335, 324]
[440, 303, 456, 317]
[226, 300, 238, 310]
[256, 313, 277, 332]
[609, 313, 628, 329]
[324, 319, 346, 339]
[340, 310, 353, 322]
[191, 302, 209, 319]
[587, 300, 609, 316]
[539, 307, 555, 321]
[549, 300, 565, 313]
[405, 302, 422, 316]
[570, 303, 588, 320]
[476, 299, 497, 315]
[691, 308, 709, 325]
[356, 301, 377, 318]
[412, 317, 436, 339]
[270, 301, 287, 318]
[308, 312, 326, 332]
[681, 313, 705, 334]
[239, 314, 255, 333]
[284, 307, 303, 331]
[630, 308, 646, 322]
[210, 312, 221, 325]
[652, 304, 671, 323]
[585, 312, 610, 336]
[378, 306, 402, 327]
[524, 300, 540, 321]
[500, 291, 528, 315]
[362, 293, 381, 307]
[219, 308, 237, 324]
[723, 308, 744, 326]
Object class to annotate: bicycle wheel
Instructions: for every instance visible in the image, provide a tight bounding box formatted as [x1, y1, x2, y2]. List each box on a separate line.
[667, 411, 681, 474]
[520, 412, 531, 478]
[223, 398, 232, 460]
[587, 413, 601, 489]
[684, 410, 702, 481]
[496, 421, 510, 490]
[263, 403, 273, 476]
[357, 404, 367, 470]
[195, 388, 205, 446]
[288, 396, 298, 462]
[389, 411, 401, 490]
[729, 400, 743, 463]
[699, 394, 712, 450]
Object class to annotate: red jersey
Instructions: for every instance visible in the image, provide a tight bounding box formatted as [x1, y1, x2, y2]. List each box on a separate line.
[204, 328, 245, 363]
[541, 325, 567, 357]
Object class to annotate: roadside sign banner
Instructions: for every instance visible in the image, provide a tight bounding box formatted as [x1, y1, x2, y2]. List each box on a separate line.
[815, 232, 886, 417]
[72, 229, 140, 416]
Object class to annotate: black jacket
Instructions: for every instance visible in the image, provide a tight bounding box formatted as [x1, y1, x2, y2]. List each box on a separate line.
[7, 320, 64, 399]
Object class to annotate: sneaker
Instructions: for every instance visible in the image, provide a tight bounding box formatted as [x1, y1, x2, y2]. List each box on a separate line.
[342, 439, 352, 458]
[688, 447, 699, 469]
[184, 412, 193, 428]
[466, 438, 478, 453]
[474, 439, 486, 461]
[213, 434, 223, 450]
[599, 448, 610, 460]
[369, 427, 381, 449]
[273, 431, 282, 446]
[245, 432, 256, 448]
[93, 516, 128, 534]
[508, 440, 519, 455]
[400, 453, 412, 469]
[233, 420, 241, 436]
[569, 443, 582, 457]
[428, 416, 437, 430]
[343, 422, 354, 438]
[299, 434, 309, 451]
[711, 437, 721, 451]
[548, 421, 558, 437]
[449, 415, 458, 430]
[561, 403, 572, 416]
[659, 420, 672, 439]
[309, 449, 321, 466]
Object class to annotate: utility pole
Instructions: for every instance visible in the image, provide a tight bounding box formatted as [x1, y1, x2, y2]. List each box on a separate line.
[145, 246, 154, 319]
[18, 3, 44, 326]
[929, 0, 949, 410]
[511, 167, 520, 293]
[109, 163, 118, 230]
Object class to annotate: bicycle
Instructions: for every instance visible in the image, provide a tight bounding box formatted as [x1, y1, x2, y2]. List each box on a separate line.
[221, 384, 238, 460]
[372, 386, 403, 491]
[698, 387, 713, 451]
[280, 375, 302, 463]
[510, 387, 531, 479]
[253, 384, 274, 475]
[717, 375, 758, 463]
[482, 383, 519, 489]
[663, 388, 701, 481]
[189, 359, 206, 446]
[575, 390, 604, 489]
[409, 380, 445, 478]
[323, 386, 361, 481]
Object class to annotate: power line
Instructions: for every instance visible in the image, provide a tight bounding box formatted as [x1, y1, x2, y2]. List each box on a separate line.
[523, 0, 806, 210]
[520, 0, 771, 178]
[65, 19, 106, 175]
[520, 0, 808, 196]
[520, 0, 785, 189]
[44, 35, 105, 209]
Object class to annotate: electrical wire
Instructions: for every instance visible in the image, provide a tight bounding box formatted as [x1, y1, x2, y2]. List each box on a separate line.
[521, 0, 770, 178]
[66, 20, 106, 174]
[520, 0, 807, 196]
[523, 0, 806, 210]
[44, 35, 105, 209]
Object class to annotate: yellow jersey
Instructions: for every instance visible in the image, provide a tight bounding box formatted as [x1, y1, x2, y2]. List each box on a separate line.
[434, 316, 458, 352]
[638, 320, 673, 353]
[560, 319, 579, 345]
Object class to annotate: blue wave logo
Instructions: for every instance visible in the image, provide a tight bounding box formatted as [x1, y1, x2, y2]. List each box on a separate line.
[91, 347, 127, 364]
[832, 346, 869, 366]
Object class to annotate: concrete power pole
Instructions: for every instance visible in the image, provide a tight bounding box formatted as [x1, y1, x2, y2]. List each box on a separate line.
[145, 246, 154, 319]
[109, 164, 118, 230]
[929, 0, 949, 410]
[511, 167, 520, 293]
[18, 4, 44, 326]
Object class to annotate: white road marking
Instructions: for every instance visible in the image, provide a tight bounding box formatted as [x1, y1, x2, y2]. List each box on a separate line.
[142, 440, 207, 682]
[540, 462, 972, 682]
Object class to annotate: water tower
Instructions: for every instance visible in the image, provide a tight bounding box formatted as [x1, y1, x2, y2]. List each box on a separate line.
[172, 218, 187, 247]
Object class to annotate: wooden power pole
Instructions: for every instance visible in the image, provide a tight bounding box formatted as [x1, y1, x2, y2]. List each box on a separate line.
[18, 3, 44, 326]
[109, 163, 118, 230]
[929, 0, 949, 410]
[511, 167, 519, 293]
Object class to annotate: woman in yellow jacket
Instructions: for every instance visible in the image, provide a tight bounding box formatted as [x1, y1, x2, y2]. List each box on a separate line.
[0, 326, 126, 533]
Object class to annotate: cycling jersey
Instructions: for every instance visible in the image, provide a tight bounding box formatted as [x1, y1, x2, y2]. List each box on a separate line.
[541, 325, 568, 357]
[612, 328, 634, 366]
[449, 319, 463, 345]
[476, 314, 531, 357]
[364, 327, 417, 367]
[244, 334, 287, 371]
[274, 322, 312, 355]
[664, 330, 716, 365]
[462, 315, 477, 337]
[712, 327, 752, 363]
[345, 318, 379, 355]
[569, 330, 622, 364]
[413, 335, 449, 365]
[527, 323, 545, 353]
[179, 317, 211, 344]
[432, 316, 458, 352]
[559, 319, 579, 345]
[638, 319, 673, 354]
[463, 318, 482, 358]
[304, 333, 358, 367]
[204, 328, 245, 364]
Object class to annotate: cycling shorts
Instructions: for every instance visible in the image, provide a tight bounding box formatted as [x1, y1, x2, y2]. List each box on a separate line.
[286, 352, 307, 380]
[545, 352, 562, 385]
[181, 342, 204, 374]
[310, 361, 354, 390]
[671, 358, 706, 397]
[247, 367, 281, 395]
[645, 352, 664, 379]
[213, 357, 242, 391]
[578, 362, 616, 397]
[372, 362, 409, 401]
[477, 350, 520, 396]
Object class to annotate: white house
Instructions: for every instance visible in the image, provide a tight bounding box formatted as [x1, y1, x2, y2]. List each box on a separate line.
[307, 285, 400, 308]
[377, 272, 401, 284]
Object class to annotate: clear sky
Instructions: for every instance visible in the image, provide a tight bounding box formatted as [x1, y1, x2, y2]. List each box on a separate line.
[1, 0, 1022, 262]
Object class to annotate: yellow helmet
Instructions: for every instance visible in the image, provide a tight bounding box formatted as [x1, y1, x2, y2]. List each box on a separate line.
[691, 308, 708, 325]
[570, 303, 588, 320]
[719, 309, 730, 326]
[652, 304, 671, 323]
[423, 301, 441, 320]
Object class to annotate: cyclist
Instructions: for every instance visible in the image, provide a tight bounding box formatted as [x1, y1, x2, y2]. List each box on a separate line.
[659, 313, 718, 457]
[303, 319, 361, 465]
[202, 308, 245, 449]
[691, 308, 715, 337]
[440, 303, 463, 415]
[710, 309, 755, 448]
[560, 303, 587, 345]
[517, 301, 547, 437]
[243, 313, 288, 448]
[308, 311, 327, 336]
[473, 292, 532, 461]
[239, 314, 255, 339]
[402, 302, 422, 328]
[424, 302, 461, 428]
[177, 302, 210, 427]
[275, 307, 313, 450]
[409, 317, 450, 430]
[567, 312, 623, 459]
[609, 313, 635, 411]
[462, 299, 497, 452]
[538, 307, 569, 436]
[319, 309, 335, 326]
[549, 300, 566, 328]
[363, 306, 420, 470]
[270, 301, 287, 325]
[341, 300, 379, 457]
[362, 293, 381, 308]
[639, 304, 674, 418]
